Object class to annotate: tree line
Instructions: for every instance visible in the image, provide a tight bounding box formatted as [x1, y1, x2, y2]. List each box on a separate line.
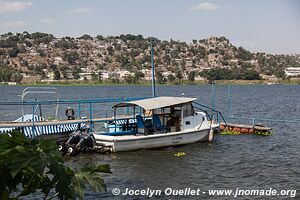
[0, 66, 23, 83]
[199, 67, 261, 81]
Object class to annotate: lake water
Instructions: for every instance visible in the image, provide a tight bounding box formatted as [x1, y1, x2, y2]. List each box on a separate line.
[0, 85, 299, 199]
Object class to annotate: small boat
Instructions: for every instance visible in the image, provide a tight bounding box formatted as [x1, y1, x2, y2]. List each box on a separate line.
[92, 96, 219, 152]
[0, 87, 85, 140]
[0, 114, 83, 137]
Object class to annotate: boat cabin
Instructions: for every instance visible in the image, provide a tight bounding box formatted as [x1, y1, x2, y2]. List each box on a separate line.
[105, 96, 204, 135]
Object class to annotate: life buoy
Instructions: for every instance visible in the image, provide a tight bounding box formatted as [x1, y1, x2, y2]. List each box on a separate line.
[65, 107, 75, 120]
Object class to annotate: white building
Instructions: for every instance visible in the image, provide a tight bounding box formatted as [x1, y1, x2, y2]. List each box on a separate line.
[54, 56, 63, 61]
[29, 50, 38, 56]
[79, 73, 92, 80]
[117, 70, 132, 79]
[54, 57, 63, 65]
[285, 67, 300, 77]
[141, 69, 152, 81]
[162, 71, 175, 77]
[101, 72, 111, 80]
[47, 72, 55, 80]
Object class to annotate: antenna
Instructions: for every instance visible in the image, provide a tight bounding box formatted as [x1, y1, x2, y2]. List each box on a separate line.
[151, 39, 156, 98]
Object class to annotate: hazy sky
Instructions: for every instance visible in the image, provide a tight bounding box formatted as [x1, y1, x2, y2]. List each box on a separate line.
[0, 0, 299, 54]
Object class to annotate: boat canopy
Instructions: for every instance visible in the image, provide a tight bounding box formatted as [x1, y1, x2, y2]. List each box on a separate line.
[113, 96, 197, 110]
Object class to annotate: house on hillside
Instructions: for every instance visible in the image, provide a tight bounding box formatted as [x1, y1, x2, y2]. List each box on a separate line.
[285, 67, 300, 77]
[117, 70, 132, 80]
[79, 73, 92, 80]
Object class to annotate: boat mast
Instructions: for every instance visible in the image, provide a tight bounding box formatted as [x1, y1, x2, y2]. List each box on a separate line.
[151, 39, 156, 98]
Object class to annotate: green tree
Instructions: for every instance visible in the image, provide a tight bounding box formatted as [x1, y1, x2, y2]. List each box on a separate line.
[55, 39, 77, 49]
[63, 51, 80, 65]
[8, 47, 19, 57]
[167, 74, 175, 82]
[0, 40, 17, 48]
[175, 70, 183, 81]
[24, 40, 32, 47]
[188, 71, 196, 82]
[30, 32, 54, 44]
[242, 69, 261, 80]
[0, 131, 111, 200]
[199, 67, 260, 81]
[54, 70, 61, 80]
[96, 35, 105, 40]
[237, 47, 253, 61]
[156, 71, 166, 84]
[72, 67, 82, 80]
[0, 66, 23, 83]
[107, 46, 114, 56]
[274, 68, 285, 80]
[91, 72, 98, 81]
[116, 55, 130, 67]
[37, 49, 46, 57]
[196, 46, 206, 59]
[79, 34, 93, 40]
[60, 65, 69, 79]
[109, 77, 119, 83]
[11, 72, 23, 83]
[124, 74, 135, 84]
[134, 71, 144, 82]
[98, 72, 103, 82]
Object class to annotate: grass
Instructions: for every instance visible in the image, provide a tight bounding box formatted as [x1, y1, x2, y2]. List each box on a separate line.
[220, 130, 241, 135]
[254, 131, 272, 136]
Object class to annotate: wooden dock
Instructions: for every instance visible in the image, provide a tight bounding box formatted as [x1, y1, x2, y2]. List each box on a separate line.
[220, 122, 272, 134]
[0, 116, 132, 128]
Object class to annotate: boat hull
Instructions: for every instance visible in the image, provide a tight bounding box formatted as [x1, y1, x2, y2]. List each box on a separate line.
[93, 128, 212, 152]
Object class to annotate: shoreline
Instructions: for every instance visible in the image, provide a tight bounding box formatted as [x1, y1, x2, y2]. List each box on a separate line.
[0, 80, 299, 86]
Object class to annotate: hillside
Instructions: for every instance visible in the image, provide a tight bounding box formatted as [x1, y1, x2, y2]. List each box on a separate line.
[0, 32, 299, 84]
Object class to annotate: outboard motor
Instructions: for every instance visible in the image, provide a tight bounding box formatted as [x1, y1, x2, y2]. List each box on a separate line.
[67, 134, 95, 156]
[58, 130, 82, 155]
[77, 134, 95, 150]
[60, 127, 95, 156]
[66, 130, 82, 145]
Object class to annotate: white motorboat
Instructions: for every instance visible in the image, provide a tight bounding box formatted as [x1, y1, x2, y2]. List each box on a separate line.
[93, 96, 220, 152]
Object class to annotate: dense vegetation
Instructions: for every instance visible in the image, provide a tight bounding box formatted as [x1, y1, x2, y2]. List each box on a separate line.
[199, 67, 261, 81]
[0, 65, 23, 83]
[0, 131, 111, 199]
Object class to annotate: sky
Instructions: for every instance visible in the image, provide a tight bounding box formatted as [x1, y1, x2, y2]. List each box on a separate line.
[0, 0, 299, 54]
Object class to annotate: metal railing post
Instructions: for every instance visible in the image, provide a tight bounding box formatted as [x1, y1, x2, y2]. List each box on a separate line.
[252, 118, 255, 126]
[226, 84, 231, 123]
[78, 102, 81, 119]
[211, 83, 215, 120]
[32, 104, 35, 138]
[89, 103, 93, 132]
[124, 97, 129, 115]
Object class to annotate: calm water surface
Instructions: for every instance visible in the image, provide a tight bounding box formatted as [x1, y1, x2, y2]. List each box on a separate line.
[0, 85, 299, 199]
